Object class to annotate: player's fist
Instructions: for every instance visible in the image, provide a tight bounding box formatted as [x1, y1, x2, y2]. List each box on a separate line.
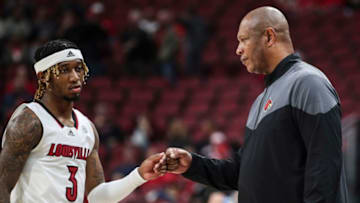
[138, 152, 166, 180]
[165, 148, 192, 174]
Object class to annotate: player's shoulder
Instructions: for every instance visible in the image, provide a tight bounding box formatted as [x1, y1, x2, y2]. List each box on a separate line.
[7, 103, 41, 129]
[8, 103, 42, 129]
[73, 108, 92, 124]
[3, 103, 43, 148]
[73, 108, 98, 137]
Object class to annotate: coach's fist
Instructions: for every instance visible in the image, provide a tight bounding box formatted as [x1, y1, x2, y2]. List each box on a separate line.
[165, 148, 192, 174]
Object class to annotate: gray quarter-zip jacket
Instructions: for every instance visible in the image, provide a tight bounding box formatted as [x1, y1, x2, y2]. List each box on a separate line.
[183, 54, 348, 203]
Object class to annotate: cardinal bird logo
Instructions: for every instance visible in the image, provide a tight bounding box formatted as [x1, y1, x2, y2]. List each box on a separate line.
[264, 99, 273, 112]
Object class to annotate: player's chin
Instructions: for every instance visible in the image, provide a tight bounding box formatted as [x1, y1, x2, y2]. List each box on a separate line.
[64, 94, 81, 102]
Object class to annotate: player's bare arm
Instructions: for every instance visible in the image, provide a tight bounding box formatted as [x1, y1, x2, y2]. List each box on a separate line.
[85, 122, 105, 195]
[0, 108, 42, 203]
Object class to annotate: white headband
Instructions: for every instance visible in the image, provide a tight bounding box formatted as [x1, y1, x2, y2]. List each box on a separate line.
[34, 48, 84, 74]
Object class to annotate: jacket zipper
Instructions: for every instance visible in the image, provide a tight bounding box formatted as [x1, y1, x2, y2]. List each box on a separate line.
[254, 88, 268, 129]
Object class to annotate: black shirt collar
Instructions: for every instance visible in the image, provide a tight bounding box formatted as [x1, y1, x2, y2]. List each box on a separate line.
[264, 53, 300, 87]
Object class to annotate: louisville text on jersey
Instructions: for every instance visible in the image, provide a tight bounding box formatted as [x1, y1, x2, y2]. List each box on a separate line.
[47, 143, 91, 160]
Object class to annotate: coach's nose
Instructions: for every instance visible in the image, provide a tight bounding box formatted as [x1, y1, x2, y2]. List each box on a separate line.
[236, 42, 243, 56]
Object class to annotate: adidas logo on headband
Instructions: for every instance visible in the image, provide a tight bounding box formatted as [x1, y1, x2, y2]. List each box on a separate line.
[67, 51, 75, 57]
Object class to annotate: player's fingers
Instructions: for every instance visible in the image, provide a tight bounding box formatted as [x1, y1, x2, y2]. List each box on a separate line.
[154, 163, 161, 173]
[149, 152, 165, 163]
[160, 153, 166, 164]
[159, 165, 167, 173]
[154, 158, 168, 171]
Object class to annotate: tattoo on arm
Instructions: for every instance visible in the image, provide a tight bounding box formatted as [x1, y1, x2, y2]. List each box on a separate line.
[0, 107, 42, 203]
[85, 122, 105, 195]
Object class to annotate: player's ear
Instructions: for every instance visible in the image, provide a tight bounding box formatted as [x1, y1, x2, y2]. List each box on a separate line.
[37, 72, 48, 83]
[264, 27, 276, 47]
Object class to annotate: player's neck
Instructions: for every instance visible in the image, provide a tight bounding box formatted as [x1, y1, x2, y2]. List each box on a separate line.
[39, 93, 74, 119]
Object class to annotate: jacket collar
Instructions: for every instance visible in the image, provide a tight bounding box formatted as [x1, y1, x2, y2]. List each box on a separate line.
[264, 53, 300, 87]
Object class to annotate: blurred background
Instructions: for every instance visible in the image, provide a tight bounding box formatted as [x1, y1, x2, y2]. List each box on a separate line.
[1, 0, 360, 202]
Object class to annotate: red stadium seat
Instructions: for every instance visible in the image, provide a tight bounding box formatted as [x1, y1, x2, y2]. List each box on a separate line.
[88, 77, 112, 90]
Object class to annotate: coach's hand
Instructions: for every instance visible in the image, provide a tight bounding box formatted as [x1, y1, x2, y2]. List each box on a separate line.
[138, 152, 166, 180]
[164, 148, 192, 174]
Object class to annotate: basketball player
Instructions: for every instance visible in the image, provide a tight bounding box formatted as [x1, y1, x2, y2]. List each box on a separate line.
[0, 39, 166, 203]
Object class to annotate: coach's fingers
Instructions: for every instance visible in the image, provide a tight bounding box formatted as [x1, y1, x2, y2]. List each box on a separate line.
[165, 148, 188, 159]
[164, 148, 192, 174]
[167, 162, 180, 171]
[166, 156, 179, 164]
[166, 156, 179, 168]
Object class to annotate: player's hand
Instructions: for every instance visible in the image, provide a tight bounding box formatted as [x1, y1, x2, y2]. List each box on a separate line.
[165, 148, 192, 174]
[138, 152, 166, 180]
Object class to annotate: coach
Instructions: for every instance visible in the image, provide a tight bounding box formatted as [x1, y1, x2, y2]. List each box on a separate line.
[163, 6, 348, 203]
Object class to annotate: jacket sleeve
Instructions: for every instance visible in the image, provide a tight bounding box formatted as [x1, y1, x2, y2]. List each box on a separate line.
[291, 74, 343, 203]
[182, 149, 241, 191]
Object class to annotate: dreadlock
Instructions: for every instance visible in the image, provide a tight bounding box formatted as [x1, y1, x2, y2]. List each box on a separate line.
[33, 39, 89, 100]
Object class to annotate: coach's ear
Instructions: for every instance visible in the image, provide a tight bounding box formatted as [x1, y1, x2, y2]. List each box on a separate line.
[264, 27, 276, 48]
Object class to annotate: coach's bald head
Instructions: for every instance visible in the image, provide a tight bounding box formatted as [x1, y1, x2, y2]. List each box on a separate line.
[244, 6, 292, 44]
[236, 6, 294, 74]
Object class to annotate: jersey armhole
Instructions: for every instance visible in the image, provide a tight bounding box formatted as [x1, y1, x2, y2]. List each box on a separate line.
[88, 122, 96, 154]
[0, 125, 6, 151]
[32, 121, 43, 150]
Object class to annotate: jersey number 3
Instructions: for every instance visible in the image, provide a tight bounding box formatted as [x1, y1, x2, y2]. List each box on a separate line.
[66, 166, 79, 201]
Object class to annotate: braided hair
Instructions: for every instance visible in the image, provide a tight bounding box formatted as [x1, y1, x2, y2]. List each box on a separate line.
[33, 39, 89, 100]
